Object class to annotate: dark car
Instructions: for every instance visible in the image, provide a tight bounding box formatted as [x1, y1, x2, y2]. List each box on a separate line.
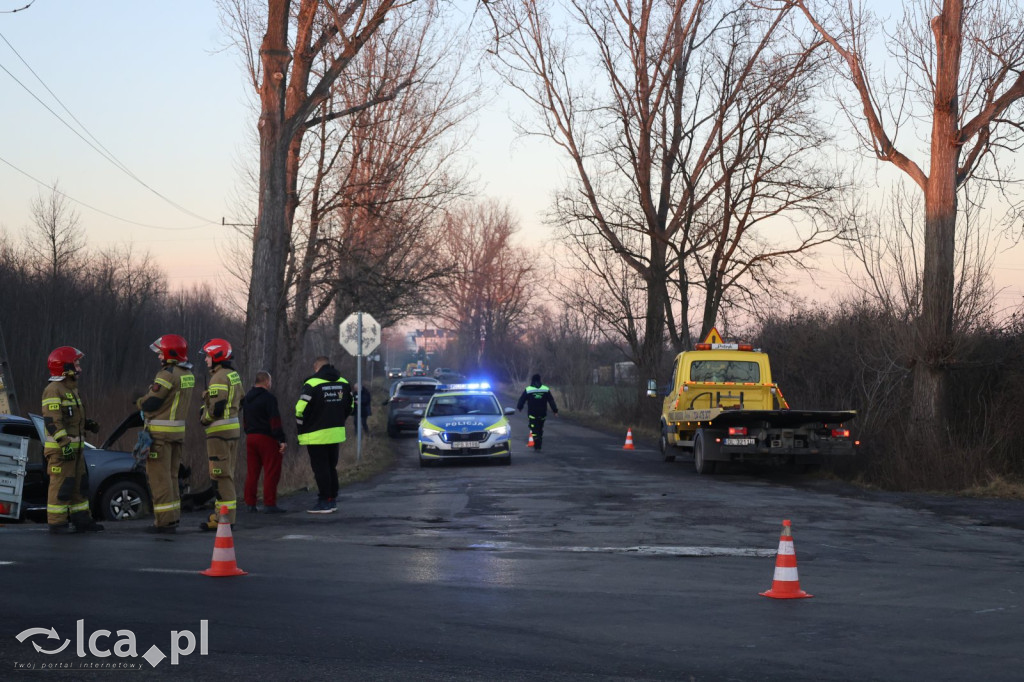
[0, 413, 153, 522]
[384, 377, 440, 437]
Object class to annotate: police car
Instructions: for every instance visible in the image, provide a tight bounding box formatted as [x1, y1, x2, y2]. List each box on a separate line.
[417, 383, 515, 467]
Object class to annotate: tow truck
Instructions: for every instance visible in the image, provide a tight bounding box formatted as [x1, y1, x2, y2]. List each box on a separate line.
[650, 328, 857, 474]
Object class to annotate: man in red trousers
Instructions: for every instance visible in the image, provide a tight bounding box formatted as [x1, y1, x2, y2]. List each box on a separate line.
[241, 370, 287, 513]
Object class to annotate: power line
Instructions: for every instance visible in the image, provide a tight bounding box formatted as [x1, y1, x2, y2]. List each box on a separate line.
[0, 30, 220, 225]
[0, 1, 35, 14]
[0, 154, 209, 231]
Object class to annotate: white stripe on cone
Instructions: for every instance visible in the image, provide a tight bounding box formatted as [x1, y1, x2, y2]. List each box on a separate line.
[772, 566, 800, 582]
[212, 548, 236, 561]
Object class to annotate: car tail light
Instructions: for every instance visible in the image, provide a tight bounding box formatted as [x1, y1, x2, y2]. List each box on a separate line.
[831, 428, 850, 438]
[392, 397, 409, 407]
[0, 502, 8, 514]
[728, 426, 747, 436]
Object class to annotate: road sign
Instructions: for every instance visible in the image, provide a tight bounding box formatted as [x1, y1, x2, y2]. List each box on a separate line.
[339, 312, 381, 357]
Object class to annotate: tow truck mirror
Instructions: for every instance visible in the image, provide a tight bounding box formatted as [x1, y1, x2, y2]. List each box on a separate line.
[646, 379, 658, 398]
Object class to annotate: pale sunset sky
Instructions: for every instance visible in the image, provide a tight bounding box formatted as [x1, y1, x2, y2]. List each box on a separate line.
[1, 1, 1022, 319]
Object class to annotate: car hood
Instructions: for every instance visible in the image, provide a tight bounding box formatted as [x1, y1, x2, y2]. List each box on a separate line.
[421, 415, 507, 432]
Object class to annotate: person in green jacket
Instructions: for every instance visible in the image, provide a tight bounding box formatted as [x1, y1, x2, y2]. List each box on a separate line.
[517, 374, 559, 451]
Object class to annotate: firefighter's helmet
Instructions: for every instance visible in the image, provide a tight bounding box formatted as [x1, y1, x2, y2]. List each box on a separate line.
[201, 338, 232, 364]
[48, 346, 84, 378]
[149, 334, 188, 362]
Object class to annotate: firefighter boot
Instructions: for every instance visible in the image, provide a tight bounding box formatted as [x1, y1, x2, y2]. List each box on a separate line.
[49, 523, 80, 535]
[72, 512, 105, 533]
[199, 513, 220, 532]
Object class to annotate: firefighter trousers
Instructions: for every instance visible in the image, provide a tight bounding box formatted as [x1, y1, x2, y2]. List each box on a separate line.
[207, 436, 238, 524]
[45, 450, 89, 526]
[146, 438, 182, 527]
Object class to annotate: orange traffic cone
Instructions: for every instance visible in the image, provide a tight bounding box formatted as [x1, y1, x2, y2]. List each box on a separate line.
[527, 433, 535, 448]
[200, 505, 248, 577]
[760, 519, 811, 599]
[622, 428, 635, 450]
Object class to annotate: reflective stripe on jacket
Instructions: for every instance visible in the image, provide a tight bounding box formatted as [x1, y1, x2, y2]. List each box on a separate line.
[201, 367, 243, 439]
[295, 370, 351, 445]
[137, 364, 195, 443]
[41, 378, 84, 452]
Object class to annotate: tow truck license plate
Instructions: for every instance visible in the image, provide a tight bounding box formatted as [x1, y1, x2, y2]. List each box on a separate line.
[724, 437, 755, 446]
[451, 441, 479, 449]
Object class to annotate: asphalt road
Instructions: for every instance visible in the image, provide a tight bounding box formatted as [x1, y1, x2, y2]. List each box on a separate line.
[1, 411, 1022, 681]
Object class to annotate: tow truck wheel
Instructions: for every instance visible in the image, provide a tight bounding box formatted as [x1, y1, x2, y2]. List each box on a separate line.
[693, 432, 717, 475]
[660, 424, 675, 462]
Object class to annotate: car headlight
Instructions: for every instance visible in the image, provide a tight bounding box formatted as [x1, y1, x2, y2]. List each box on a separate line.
[420, 427, 442, 438]
[490, 424, 510, 437]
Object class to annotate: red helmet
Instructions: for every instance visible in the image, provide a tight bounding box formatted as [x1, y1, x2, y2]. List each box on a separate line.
[48, 346, 84, 378]
[150, 334, 188, 362]
[201, 338, 233, 364]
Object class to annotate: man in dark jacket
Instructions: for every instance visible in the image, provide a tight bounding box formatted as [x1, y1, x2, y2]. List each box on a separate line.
[241, 371, 287, 513]
[516, 374, 559, 451]
[295, 356, 352, 514]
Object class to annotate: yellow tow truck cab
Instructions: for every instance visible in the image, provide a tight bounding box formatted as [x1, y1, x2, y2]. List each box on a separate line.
[653, 328, 856, 474]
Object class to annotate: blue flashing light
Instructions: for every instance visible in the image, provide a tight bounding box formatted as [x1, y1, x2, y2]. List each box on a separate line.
[438, 382, 491, 392]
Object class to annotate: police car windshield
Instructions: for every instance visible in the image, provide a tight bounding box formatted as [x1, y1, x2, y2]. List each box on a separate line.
[428, 394, 501, 417]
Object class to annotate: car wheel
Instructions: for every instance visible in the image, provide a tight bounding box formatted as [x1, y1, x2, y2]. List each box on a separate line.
[660, 422, 675, 462]
[693, 432, 717, 475]
[419, 457, 433, 468]
[497, 455, 511, 466]
[387, 422, 400, 438]
[99, 479, 150, 521]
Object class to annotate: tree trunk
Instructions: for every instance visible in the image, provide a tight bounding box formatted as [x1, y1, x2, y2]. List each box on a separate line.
[912, 0, 962, 435]
[242, 2, 292, 381]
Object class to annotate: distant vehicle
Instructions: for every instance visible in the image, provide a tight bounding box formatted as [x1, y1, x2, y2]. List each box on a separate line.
[417, 383, 514, 467]
[387, 367, 404, 379]
[432, 367, 453, 378]
[435, 369, 464, 383]
[384, 377, 441, 437]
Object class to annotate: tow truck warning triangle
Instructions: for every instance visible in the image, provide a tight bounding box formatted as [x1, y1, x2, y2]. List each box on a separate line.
[703, 327, 724, 344]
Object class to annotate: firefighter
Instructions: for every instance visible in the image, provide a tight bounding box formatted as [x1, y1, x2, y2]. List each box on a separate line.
[516, 374, 559, 451]
[136, 334, 195, 534]
[198, 338, 243, 530]
[41, 346, 104, 534]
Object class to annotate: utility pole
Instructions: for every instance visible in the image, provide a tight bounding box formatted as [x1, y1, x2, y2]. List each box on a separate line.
[0, 313, 19, 415]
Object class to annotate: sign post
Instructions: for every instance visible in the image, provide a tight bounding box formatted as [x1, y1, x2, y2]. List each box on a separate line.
[339, 312, 381, 462]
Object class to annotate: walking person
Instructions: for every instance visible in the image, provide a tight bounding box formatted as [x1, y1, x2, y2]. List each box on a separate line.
[516, 374, 559, 451]
[241, 370, 287, 514]
[295, 356, 352, 514]
[41, 346, 104, 534]
[136, 334, 195, 534]
[198, 339, 243, 531]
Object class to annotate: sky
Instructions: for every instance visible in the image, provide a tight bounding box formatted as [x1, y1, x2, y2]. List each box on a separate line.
[0, 1, 1022, 321]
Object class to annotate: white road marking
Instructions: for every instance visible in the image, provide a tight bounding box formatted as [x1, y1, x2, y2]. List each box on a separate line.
[0, 560, 14, 566]
[138, 568, 203, 575]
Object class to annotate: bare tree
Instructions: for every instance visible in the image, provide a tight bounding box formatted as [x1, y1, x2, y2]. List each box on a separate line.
[488, 0, 845, 394]
[218, 0, 423, 383]
[430, 200, 534, 374]
[787, 0, 1024, 436]
[26, 182, 83, 282]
